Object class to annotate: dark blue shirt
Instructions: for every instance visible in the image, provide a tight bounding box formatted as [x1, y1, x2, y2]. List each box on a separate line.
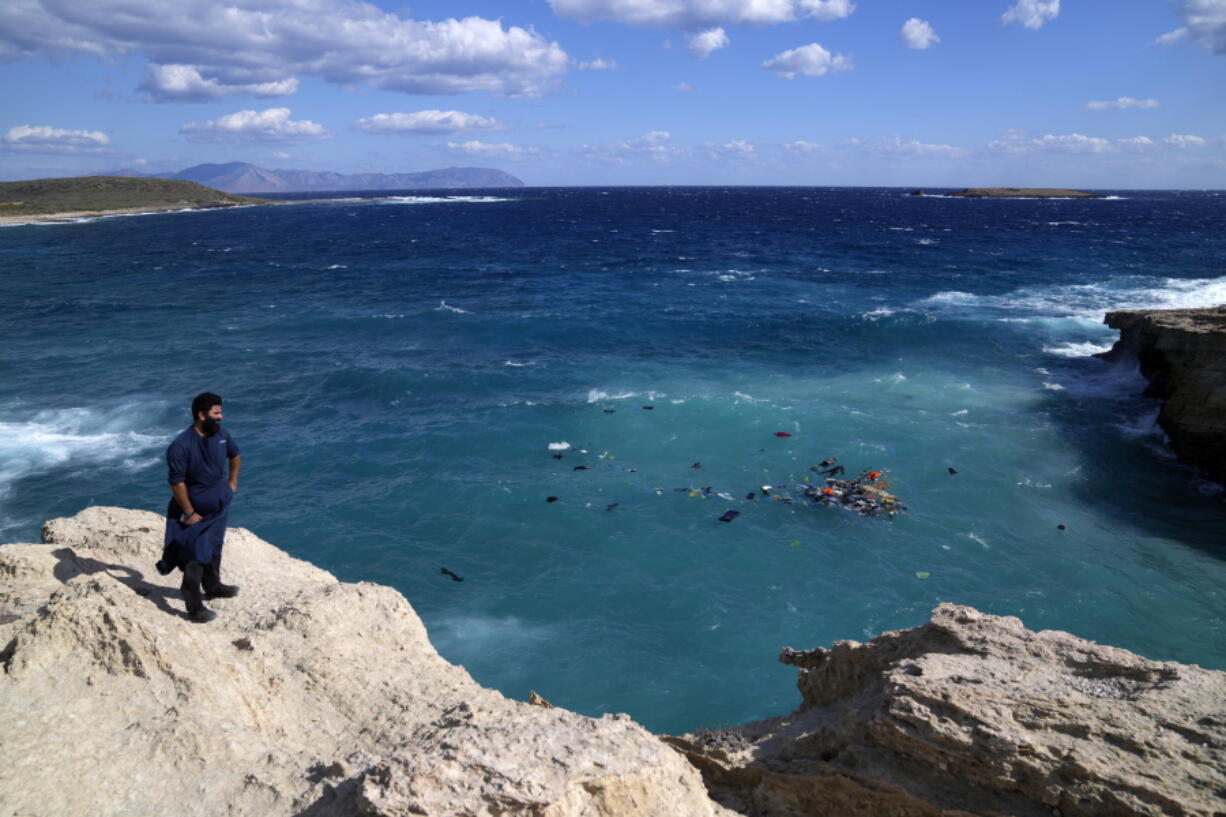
[166, 425, 240, 490]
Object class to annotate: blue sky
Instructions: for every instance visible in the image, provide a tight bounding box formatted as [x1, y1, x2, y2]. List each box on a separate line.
[1, 0, 1223, 187]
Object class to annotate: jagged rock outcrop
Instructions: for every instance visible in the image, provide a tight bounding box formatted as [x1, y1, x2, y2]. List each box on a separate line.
[5, 509, 1224, 817]
[0, 507, 732, 817]
[1100, 305, 1226, 483]
[674, 604, 1226, 817]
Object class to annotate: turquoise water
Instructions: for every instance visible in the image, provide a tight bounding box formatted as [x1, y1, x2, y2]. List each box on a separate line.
[1, 187, 1223, 733]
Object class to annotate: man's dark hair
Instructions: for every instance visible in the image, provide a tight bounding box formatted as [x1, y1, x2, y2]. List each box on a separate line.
[191, 392, 222, 419]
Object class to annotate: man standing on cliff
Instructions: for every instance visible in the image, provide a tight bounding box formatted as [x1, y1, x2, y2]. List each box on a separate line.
[157, 392, 241, 623]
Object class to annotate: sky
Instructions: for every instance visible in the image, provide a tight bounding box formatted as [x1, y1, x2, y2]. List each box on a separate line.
[1, 0, 1224, 188]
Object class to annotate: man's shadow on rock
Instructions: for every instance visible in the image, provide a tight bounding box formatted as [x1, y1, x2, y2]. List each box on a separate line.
[51, 548, 188, 620]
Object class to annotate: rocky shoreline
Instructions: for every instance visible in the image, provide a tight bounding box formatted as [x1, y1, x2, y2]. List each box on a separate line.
[1100, 305, 1226, 484]
[2, 507, 1223, 816]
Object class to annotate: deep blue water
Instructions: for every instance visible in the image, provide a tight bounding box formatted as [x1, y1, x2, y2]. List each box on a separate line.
[2, 187, 1224, 733]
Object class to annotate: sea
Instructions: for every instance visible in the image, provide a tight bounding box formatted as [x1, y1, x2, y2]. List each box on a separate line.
[1, 187, 1224, 734]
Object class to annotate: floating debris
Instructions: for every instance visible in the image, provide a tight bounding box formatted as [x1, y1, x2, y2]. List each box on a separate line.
[546, 496, 559, 503]
[718, 510, 740, 523]
[803, 469, 906, 517]
[441, 568, 464, 582]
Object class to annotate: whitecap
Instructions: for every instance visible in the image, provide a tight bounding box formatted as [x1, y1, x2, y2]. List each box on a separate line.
[1042, 381, 1066, 391]
[435, 300, 470, 314]
[733, 391, 769, 403]
[0, 404, 168, 498]
[504, 360, 534, 367]
[326, 264, 348, 270]
[548, 441, 571, 451]
[861, 307, 896, 320]
[916, 238, 938, 245]
[586, 389, 636, 403]
[1043, 341, 1114, 358]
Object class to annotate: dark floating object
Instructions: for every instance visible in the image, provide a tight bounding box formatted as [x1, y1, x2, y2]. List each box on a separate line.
[440, 568, 464, 582]
[1057, 524, 1067, 530]
[948, 467, 958, 475]
[691, 462, 702, 469]
[606, 503, 619, 511]
[819, 458, 837, 467]
[603, 409, 616, 413]
[642, 405, 654, 410]
[702, 486, 713, 495]
[546, 496, 559, 503]
[552, 453, 564, 460]
[573, 465, 589, 470]
[774, 431, 792, 437]
[746, 492, 756, 500]
[719, 510, 740, 523]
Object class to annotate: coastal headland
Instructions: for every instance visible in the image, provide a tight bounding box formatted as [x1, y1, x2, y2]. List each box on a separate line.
[0, 176, 263, 225]
[1100, 305, 1226, 484]
[3, 506, 1222, 816]
[945, 188, 1106, 199]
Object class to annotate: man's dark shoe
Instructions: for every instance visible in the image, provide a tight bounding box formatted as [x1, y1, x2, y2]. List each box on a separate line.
[190, 607, 218, 624]
[204, 584, 240, 600]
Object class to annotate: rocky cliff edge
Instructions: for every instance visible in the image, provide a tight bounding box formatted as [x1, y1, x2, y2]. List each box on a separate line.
[1100, 305, 1226, 484]
[0, 507, 731, 817]
[2, 507, 1224, 817]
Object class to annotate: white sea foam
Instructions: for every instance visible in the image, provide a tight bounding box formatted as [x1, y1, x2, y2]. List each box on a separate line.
[379, 196, 513, 205]
[1043, 341, 1114, 358]
[0, 404, 167, 498]
[920, 275, 1226, 323]
[435, 300, 470, 314]
[504, 360, 534, 367]
[1042, 381, 1066, 391]
[326, 264, 348, 270]
[586, 389, 636, 403]
[548, 441, 570, 451]
[1115, 409, 1161, 439]
[916, 238, 938, 245]
[733, 391, 769, 403]
[860, 307, 896, 320]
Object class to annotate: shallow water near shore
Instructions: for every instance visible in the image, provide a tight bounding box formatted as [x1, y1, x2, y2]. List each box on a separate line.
[2, 187, 1224, 733]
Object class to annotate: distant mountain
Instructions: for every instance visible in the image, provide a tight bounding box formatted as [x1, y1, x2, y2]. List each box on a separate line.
[165, 162, 524, 194]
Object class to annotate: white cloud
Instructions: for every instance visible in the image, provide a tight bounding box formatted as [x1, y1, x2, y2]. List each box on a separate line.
[141, 64, 298, 102]
[579, 130, 678, 164]
[547, 0, 853, 27]
[578, 58, 618, 70]
[354, 111, 504, 135]
[443, 140, 542, 160]
[0, 124, 110, 153]
[1172, 0, 1226, 53]
[688, 28, 729, 59]
[763, 43, 852, 78]
[989, 131, 1112, 154]
[179, 107, 329, 144]
[0, 1, 569, 98]
[697, 139, 756, 159]
[1116, 136, 1155, 151]
[674, 82, 695, 92]
[784, 140, 823, 154]
[1001, 0, 1060, 30]
[900, 18, 939, 49]
[1152, 28, 1188, 46]
[1086, 97, 1160, 110]
[866, 136, 967, 158]
[1165, 133, 1208, 148]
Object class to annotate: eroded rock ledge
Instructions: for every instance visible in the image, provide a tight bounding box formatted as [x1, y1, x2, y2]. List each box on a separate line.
[674, 605, 1225, 817]
[1100, 305, 1226, 483]
[2, 508, 1223, 816]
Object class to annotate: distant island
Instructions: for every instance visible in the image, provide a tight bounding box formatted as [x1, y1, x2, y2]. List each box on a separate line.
[116, 161, 525, 195]
[945, 187, 1106, 199]
[0, 176, 261, 222]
